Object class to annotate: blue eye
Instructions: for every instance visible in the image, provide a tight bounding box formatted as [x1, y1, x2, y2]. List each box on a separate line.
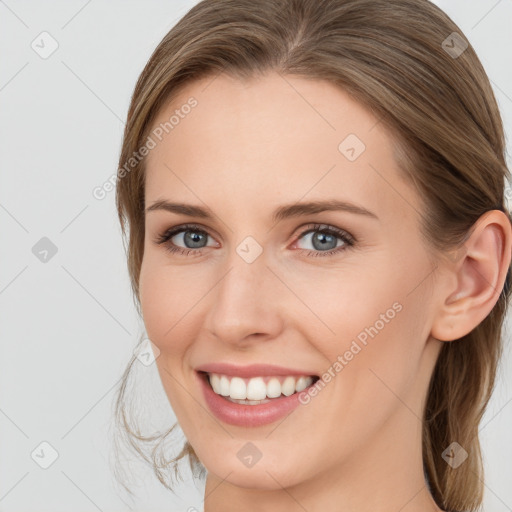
[154, 223, 215, 257]
[294, 224, 355, 257]
[154, 222, 355, 258]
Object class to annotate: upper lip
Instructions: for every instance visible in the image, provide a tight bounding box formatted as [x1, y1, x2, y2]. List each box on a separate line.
[195, 362, 319, 378]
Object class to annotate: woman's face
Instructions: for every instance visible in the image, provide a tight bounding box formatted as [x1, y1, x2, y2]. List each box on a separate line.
[139, 72, 444, 494]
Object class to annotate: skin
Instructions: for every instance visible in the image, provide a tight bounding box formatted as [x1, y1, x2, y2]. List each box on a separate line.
[139, 71, 511, 512]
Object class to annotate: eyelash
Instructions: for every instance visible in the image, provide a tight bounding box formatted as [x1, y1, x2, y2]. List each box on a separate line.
[154, 222, 355, 258]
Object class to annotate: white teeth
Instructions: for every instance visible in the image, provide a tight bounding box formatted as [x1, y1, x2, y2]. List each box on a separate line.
[266, 378, 282, 398]
[281, 376, 296, 396]
[230, 377, 247, 399]
[210, 374, 221, 394]
[295, 376, 309, 392]
[246, 377, 267, 400]
[219, 375, 230, 396]
[207, 373, 314, 402]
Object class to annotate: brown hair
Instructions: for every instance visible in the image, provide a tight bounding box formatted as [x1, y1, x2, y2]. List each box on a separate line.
[113, 0, 512, 510]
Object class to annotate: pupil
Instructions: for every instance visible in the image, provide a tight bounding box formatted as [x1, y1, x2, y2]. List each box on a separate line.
[185, 231, 205, 248]
[313, 232, 336, 251]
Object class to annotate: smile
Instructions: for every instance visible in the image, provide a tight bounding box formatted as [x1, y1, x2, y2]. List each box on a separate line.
[195, 366, 320, 427]
[206, 373, 318, 404]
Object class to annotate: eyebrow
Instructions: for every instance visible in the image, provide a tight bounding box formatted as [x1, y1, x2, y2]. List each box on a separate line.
[146, 199, 378, 223]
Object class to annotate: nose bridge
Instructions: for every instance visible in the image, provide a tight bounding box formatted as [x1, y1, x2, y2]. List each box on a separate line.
[204, 246, 282, 344]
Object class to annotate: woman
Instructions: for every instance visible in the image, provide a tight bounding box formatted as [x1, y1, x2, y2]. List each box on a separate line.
[113, 0, 512, 510]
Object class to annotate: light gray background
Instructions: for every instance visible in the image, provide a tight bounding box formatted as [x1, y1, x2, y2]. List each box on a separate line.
[1, 1, 511, 511]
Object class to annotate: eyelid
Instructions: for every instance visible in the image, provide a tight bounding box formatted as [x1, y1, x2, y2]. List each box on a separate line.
[294, 223, 355, 244]
[154, 223, 219, 246]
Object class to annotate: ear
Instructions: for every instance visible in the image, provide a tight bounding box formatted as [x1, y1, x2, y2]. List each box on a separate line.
[431, 209, 512, 342]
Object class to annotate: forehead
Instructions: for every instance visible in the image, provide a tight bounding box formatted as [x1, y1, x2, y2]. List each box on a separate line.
[144, 72, 417, 225]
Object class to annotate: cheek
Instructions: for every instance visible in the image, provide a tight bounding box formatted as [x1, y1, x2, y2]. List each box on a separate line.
[288, 260, 403, 348]
[305, 297, 427, 460]
[139, 256, 180, 350]
[299, 256, 429, 400]
[139, 254, 210, 359]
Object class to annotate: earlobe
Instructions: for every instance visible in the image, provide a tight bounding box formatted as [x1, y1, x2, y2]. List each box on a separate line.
[430, 210, 512, 342]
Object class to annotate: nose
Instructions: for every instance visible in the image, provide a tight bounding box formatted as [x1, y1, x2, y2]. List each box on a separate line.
[203, 252, 284, 347]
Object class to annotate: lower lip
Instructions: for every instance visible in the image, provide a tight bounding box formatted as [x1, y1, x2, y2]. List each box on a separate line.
[196, 371, 314, 427]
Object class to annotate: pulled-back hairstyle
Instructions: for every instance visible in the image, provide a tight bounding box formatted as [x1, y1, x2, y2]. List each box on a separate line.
[113, 1, 512, 510]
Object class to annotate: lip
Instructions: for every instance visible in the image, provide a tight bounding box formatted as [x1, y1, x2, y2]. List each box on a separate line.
[195, 370, 318, 427]
[194, 362, 318, 379]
